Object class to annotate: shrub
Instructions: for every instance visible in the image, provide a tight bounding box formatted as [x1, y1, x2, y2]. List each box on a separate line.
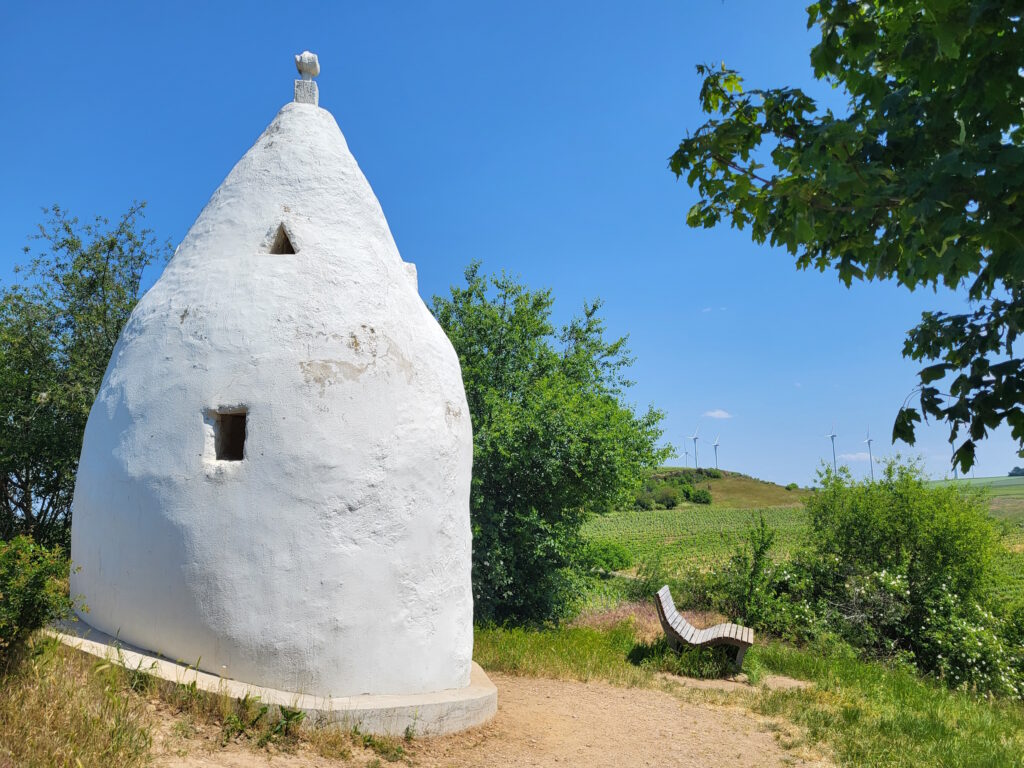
[716, 515, 776, 618]
[806, 460, 998, 617]
[0, 536, 71, 671]
[797, 459, 1016, 695]
[586, 541, 633, 573]
[785, 482, 799, 491]
[653, 484, 680, 509]
[914, 587, 1022, 698]
[634, 491, 655, 510]
[689, 488, 712, 504]
[1002, 600, 1024, 648]
[706, 516, 815, 640]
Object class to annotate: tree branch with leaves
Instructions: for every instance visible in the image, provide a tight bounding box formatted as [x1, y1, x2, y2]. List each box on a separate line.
[0, 203, 170, 546]
[670, 0, 1023, 471]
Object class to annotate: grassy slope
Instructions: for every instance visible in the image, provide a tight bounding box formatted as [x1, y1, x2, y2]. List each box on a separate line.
[654, 467, 810, 508]
[591, 469, 1024, 589]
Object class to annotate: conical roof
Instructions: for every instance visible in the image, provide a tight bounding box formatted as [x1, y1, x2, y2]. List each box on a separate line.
[70, 60, 474, 698]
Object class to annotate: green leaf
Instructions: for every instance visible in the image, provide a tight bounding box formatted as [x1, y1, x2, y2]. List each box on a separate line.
[919, 364, 948, 384]
[892, 407, 921, 445]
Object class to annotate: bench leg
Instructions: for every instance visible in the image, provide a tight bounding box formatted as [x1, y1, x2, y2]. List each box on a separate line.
[733, 645, 748, 670]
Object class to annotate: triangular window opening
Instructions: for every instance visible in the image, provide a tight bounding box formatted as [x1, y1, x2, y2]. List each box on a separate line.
[270, 224, 296, 255]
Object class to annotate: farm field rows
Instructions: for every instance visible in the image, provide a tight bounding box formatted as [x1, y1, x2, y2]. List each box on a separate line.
[582, 504, 807, 571]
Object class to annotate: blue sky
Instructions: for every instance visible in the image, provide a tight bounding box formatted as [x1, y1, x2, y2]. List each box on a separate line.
[1, 1, 1017, 485]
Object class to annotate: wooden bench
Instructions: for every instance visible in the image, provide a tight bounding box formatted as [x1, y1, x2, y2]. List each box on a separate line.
[654, 585, 754, 669]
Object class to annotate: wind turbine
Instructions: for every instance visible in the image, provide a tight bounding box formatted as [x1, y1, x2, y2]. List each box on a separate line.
[712, 435, 720, 470]
[827, 425, 838, 473]
[683, 447, 690, 468]
[689, 427, 700, 469]
[864, 429, 874, 481]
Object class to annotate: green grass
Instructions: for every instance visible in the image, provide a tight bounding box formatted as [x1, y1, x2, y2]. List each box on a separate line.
[583, 505, 807, 572]
[755, 641, 1024, 768]
[475, 622, 655, 687]
[0, 635, 152, 767]
[476, 622, 1024, 768]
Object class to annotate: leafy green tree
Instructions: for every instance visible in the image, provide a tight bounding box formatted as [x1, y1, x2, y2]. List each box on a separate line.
[0, 204, 169, 547]
[432, 263, 670, 623]
[670, 1, 1023, 471]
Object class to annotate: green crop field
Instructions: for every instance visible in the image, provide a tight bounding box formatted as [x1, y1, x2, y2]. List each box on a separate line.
[587, 473, 1024, 585]
[582, 505, 807, 572]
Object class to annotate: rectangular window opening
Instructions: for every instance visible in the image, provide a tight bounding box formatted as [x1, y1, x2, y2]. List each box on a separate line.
[212, 408, 247, 461]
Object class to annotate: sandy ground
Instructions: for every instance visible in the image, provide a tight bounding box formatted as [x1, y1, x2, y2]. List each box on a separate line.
[152, 672, 830, 768]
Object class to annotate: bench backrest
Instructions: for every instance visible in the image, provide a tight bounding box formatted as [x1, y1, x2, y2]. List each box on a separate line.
[656, 585, 697, 640]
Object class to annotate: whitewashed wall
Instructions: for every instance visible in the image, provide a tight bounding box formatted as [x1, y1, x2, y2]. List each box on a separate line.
[70, 102, 474, 698]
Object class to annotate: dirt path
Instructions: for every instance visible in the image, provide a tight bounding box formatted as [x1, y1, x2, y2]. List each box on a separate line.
[153, 673, 831, 768]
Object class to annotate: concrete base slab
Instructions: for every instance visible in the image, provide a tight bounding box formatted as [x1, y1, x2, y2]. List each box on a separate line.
[52, 621, 497, 736]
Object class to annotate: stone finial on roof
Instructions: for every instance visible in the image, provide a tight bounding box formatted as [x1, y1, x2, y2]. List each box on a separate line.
[294, 51, 320, 106]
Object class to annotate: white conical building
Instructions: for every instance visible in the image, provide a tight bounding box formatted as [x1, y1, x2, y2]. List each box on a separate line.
[70, 54, 476, 702]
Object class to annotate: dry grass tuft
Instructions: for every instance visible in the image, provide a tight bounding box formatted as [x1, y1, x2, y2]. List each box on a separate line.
[0, 633, 428, 766]
[0, 635, 152, 768]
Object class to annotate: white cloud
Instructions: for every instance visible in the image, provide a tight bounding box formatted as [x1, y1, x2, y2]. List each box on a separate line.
[703, 409, 732, 419]
[702, 307, 712, 313]
[838, 451, 871, 462]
